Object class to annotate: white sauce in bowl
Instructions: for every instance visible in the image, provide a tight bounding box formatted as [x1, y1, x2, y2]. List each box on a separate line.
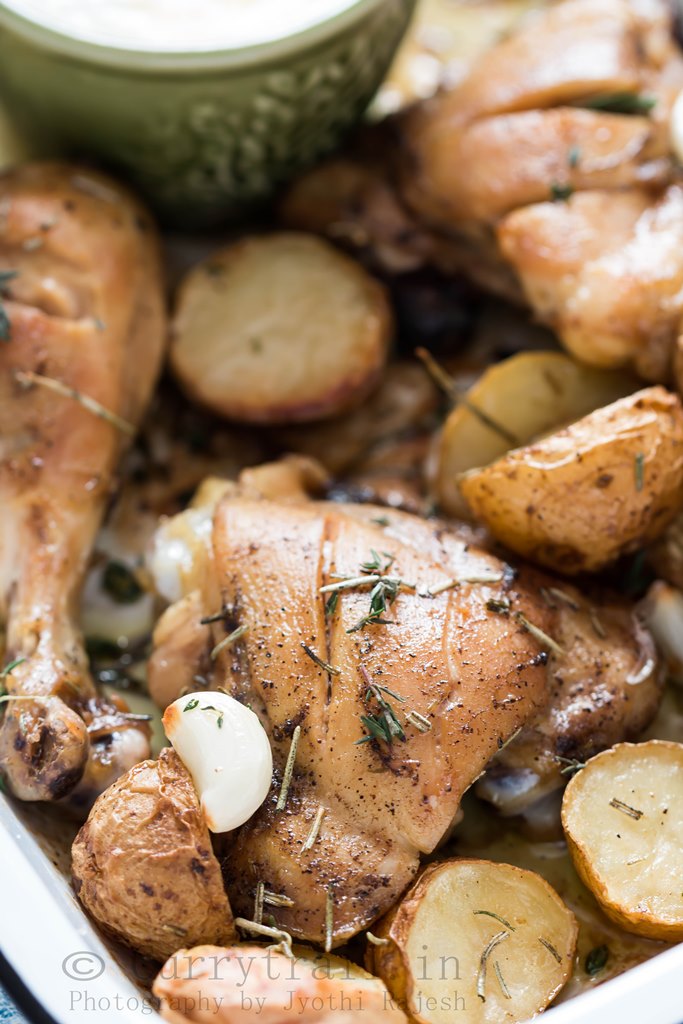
[4, 0, 361, 51]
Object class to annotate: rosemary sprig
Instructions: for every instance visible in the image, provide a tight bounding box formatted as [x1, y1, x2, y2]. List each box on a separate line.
[276, 725, 301, 811]
[555, 756, 586, 776]
[254, 880, 265, 925]
[609, 797, 643, 820]
[477, 931, 509, 1002]
[302, 805, 326, 852]
[14, 370, 136, 436]
[210, 624, 248, 660]
[356, 681, 407, 746]
[0, 270, 18, 342]
[325, 884, 335, 953]
[515, 612, 564, 657]
[301, 643, 340, 676]
[0, 657, 26, 680]
[634, 452, 645, 492]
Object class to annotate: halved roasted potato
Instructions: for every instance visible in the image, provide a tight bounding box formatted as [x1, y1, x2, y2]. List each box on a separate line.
[459, 386, 683, 574]
[431, 350, 637, 519]
[562, 741, 683, 941]
[367, 858, 577, 1024]
[171, 232, 392, 425]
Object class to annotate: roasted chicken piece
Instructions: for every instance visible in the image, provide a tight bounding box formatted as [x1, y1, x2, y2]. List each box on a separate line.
[0, 164, 166, 807]
[141, 465, 662, 948]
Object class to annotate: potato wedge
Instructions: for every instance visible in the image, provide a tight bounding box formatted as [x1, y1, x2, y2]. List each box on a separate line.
[431, 350, 638, 519]
[367, 858, 577, 1024]
[459, 386, 683, 574]
[171, 233, 392, 425]
[562, 741, 683, 941]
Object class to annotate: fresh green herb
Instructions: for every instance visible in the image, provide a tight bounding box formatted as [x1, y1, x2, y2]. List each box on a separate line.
[473, 910, 515, 931]
[585, 945, 609, 975]
[200, 704, 224, 728]
[102, 561, 143, 604]
[634, 452, 645, 492]
[568, 145, 581, 168]
[0, 270, 17, 342]
[360, 550, 394, 574]
[609, 797, 643, 820]
[325, 591, 339, 617]
[356, 681, 407, 746]
[371, 515, 390, 527]
[550, 182, 573, 202]
[0, 657, 26, 680]
[276, 725, 301, 811]
[183, 698, 200, 712]
[584, 92, 656, 115]
[300, 642, 340, 676]
[539, 937, 562, 963]
[477, 931, 509, 1002]
[210, 625, 248, 661]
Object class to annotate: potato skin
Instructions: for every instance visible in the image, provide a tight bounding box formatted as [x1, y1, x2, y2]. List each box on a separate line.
[459, 387, 683, 574]
[72, 747, 235, 961]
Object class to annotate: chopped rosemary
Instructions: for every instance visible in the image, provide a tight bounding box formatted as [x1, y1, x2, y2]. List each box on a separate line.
[210, 624, 248, 661]
[102, 561, 143, 604]
[325, 591, 339, 616]
[496, 727, 522, 755]
[494, 961, 511, 999]
[609, 797, 644, 820]
[539, 937, 562, 963]
[515, 612, 564, 656]
[320, 574, 381, 594]
[634, 452, 645, 492]
[473, 910, 515, 931]
[234, 917, 293, 957]
[301, 642, 340, 676]
[0, 269, 17, 342]
[477, 931, 509, 1002]
[415, 346, 518, 444]
[371, 515, 390, 527]
[0, 657, 26, 680]
[405, 709, 432, 733]
[550, 182, 573, 202]
[366, 932, 390, 947]
[361, 550, 395, 574]
[325, 884, 335, 953]
[263, 890, 295, 908]
[584, 92, 656, 115]
[254, 880, 265, 925]
[427, 571, 504, 597]
[200, 608, 229, 625]
[14, 369, 135, 436]
[302, 805, 326, 852]
[322, 551, 414, 634]
[276, 725, 301, 811]
[556, 756, 586, 776]
[585, 944, 609, 975]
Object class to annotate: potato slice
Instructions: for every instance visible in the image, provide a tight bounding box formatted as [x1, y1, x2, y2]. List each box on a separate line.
[367, 858, 577, 1024]
[562, 741, 683, 941]
[171, 232, 392, 425]
[431, 350, 637, 519]
[459, 386, 683, 574]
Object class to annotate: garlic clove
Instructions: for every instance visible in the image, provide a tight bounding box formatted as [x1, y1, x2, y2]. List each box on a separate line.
[163, 691, 273, 832]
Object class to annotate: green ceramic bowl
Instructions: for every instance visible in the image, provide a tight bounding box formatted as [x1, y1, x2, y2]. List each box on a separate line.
[0, 0, 415, 226]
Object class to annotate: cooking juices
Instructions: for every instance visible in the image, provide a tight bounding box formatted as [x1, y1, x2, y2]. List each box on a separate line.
[4, 0, 358, 50]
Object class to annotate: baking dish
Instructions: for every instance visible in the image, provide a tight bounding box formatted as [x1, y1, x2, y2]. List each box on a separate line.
[2, 785, 683, 1024]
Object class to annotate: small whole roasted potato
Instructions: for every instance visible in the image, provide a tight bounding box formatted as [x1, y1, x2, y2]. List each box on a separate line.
[367, 858, 577, 1024]
[431, 350, 637, 519]
[459, 387, 683, 574]
[171, 233, 392, 425]
[72, 747, 236, 961]
[562, 741, 683, 941]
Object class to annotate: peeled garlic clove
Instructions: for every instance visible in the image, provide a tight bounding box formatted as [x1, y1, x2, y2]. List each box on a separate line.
[163, 691, 272, 832]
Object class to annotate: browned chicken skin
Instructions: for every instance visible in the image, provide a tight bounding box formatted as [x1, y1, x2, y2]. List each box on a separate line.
[0, 164, 167, 807]
[145, 468, 663, 947]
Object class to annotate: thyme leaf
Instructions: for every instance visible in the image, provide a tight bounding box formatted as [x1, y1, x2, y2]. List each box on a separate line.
[301, 643, 340, 676]
[0, 269, 18, 342]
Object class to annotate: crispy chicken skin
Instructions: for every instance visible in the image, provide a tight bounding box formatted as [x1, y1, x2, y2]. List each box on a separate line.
[0, 163, 166, 806]
[143, 470, 662, 947]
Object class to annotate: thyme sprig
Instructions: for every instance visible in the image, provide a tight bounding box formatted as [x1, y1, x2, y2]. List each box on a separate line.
[321, 550, 414, 634]
[356, 682, 407, 746]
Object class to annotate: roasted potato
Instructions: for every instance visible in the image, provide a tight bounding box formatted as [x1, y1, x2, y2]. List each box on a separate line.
[367, 858, 577, 1024]
[562, 741, 683, 941]
[153, 944, 408, 1024]
[170, 233, 392, 425]
[431, 350, 638, 520]
[459, 387, 683, 574]
[72, 747, 236, 961]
